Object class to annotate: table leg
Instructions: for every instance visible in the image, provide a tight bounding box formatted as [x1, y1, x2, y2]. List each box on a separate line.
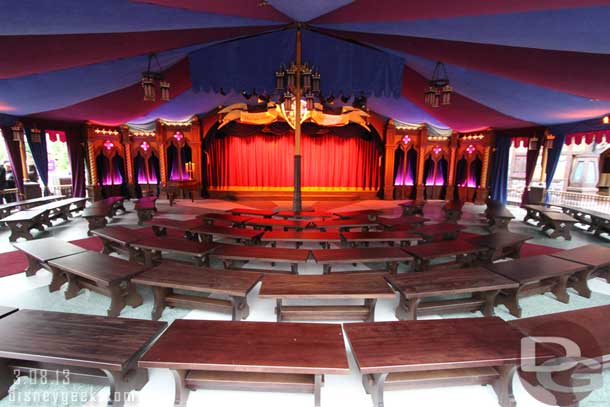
[481, 290, 500, 317]
[551, 275, 570, 304]
[64, 274, 83, 300]
[396, 295, 420, 320]
[143, 250, 154, 267]
[8, 222, 34, 242]
[231, 296, 250, 320]
[314, 374, 323, 407]
[125, 282, 143, 308]
[276, 299, 283, 322]
[387, 262, 399, 275]
[571, 269, 594, 298]
[24, 254, 40, 277]
[152, 287, 169, 320]
[0, 359, 12, 399]
[497, 288, 523, 318]
[48, 267, 67, 292]
[171, 369, 190, 407]
[107, 285, 127, 317]
[492, 365, 517, 407]
[370, 373, 388, 407]
[365, 299, 377, 322]
[323, 264, 331, 275]
[102, 369, 132, 407]
[291, 263, 298, 274]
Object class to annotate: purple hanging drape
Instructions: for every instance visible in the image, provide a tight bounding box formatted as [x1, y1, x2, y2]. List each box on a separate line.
[66, 129, 86, 197]
[1, 126, 25, 199]
[25, 127, 50, 195]
[520, 141, 541, 205]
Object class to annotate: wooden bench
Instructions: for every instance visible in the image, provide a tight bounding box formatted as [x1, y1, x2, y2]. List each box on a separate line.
[259, 273, 395, 322]
[0, 306, 17, 319]
[261, 230, 342, 249]
[139, 320, 349, 407]
[0, 194, 64, 220]
[377, 215, 429, 230]
[145, 216, 204, 239]
[484, 255, 590, 317]
[0, 310, 165, 407]
[539, 210, 578, 240]
[33, 197, 88, 226]
[442, 200, 464, 223]
[311, 217, 379, 232]
[132, 263, 262, 320]
[587, 209, 610, 237]
[402, 239, 486, 271]
[90, 226, 148, 260]
[413, 222, 466, 242]
[228, 207, 277, 218]
[550, 244, 610, 297]
[275, 210, 334, 219]
[209, 245, 310, 274]
[485, 204, 515, 232]
[94, 196, 128, 216]
[245, 217, 311, 231]
[398, 200, 425, 216]
[128, 237, 217, 267]
[468, 231, 532, 262]
[134, 196, 157, 225]
[189, 224, 263, 245]
[12, 237, 87, 278]
[311, 247, 413, 274]
[82, 206, 113, 233]
[1, 207, 48, 241]
[48, 251, 148, 317]
[333, 209, 382, 221]
[344, 317, 553, 407]
[200, 213, 252, 226]
[522, 204, 559, 225]
[386, 267, 518, 320]
[341, 230, 423, 247]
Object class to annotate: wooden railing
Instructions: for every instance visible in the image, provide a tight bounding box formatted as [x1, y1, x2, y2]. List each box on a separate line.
[547, 190, 610, 212]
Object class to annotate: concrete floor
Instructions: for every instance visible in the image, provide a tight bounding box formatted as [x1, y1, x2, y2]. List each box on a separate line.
[1, 198, 609, 407]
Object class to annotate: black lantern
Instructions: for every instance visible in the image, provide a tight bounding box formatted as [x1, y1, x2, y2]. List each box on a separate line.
[141, 53, 171, 102]
[425, 62, 452, 108]
[30, 127, 42, 143]
[11, 125, 22, 142]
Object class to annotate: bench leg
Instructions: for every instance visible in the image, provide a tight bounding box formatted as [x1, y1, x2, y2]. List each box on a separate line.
[0, 359, 12, 399]
[314, 374, 323, 407]
[125, 283, 143, 308]
[492, 365, 517, 407]
[551, 275, 570, 304]
[102, 369, 138, 407]
[323, 264, 331, 275]
[152, 287, 169, 320]
[24, 254, 40, 277]
[8, 223, 34, 242]
[48, 267, 67, 292]
[396, 295, 420, 320]
[231, 296, 250, 321]
[64, 274, 83, 300]
[365, 299, 377, 322]
[571, 269, 594, 298]
[276, 299, 283, 322]
[370, 373, 388, 407]
[481, 290, 500, 317]
[291, 263, 298, 275]
[171, 369, 190, 407]
[387, 262, 399, 275]
[107, 285, 127, 317]
[497, 288, 522, 318]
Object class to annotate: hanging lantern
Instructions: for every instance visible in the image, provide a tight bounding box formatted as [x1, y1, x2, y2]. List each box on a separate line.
[160, 81, 171, 101]
[11, 125, 22, 142]
[441, 84, 452, 105]
[424, 87, 436, 106]
[286, 63, 296, 90]
[425, 62, 452, 108]
[141, 72, 156, 101]
[528, 136, 539, 151]
[275, 66, 285, 91]
[30, 127, 42, 143]
[302, 64, 312, 92]
[305, 92, 314, 110]
[312, 70, 320, 93]
[545, 134, 556, 149]
[283, 92, 293, 112]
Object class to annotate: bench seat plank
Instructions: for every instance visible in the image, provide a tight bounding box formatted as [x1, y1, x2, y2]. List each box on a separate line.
[12, 237, 87, 277]
[312, 247, 412, 274]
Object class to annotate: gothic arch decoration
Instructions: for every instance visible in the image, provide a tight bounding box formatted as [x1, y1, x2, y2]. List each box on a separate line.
[423, 143, 449, 200]
[166, 131, 193, 181]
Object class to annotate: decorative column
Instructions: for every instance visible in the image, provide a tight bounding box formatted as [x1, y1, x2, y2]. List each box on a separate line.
[157, 120, 167, 185]
[121, 125, 135, 197]
[383, 120, 397, 200]
[415, 127, 427, 201]
[190, 117, 202, 192]
[477, 144, 492, 204]
[84, 122, 101, 201]
[446, 131, 458, 200]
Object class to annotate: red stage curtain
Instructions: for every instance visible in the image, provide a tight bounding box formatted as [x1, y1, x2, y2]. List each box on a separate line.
[208, 133, 380, 189]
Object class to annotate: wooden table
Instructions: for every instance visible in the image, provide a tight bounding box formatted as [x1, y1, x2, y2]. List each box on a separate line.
[189, 224, 263, 245]
[550, 244, 610, 297]
[0, 306, 17, 319]
[229, 207, 277, 218]
[413, 222, 466, 242]
[13, 237, 87, 277]
[333, 209, 382, 221]
[485, 255, 590, 317]
[209, 245, 311, 274]
[132, 262, 262, 320]
[0, 310, 165, 407]
[259, 273, 395, 322]
[377, 215, 428, 230]
[48, 251, 148, 317]
[442, 200, 464, 223]
[539, 211, 578, 240]
[398, 200, 425, 216]
[245, 217, 312, 231]
[275, 210, 334, 219]
[91, 226, 147, 260]
[200, 213, 252, 226]
[386, 267, 518, 320]
[139, 320, 349, 407]
[145, 217, 204, 239]
[1, 208, 47, 241]
[129, 237, 217, 267]
[311, 217, 379, 232]
[468, 231, 532, 262]
[341, 230, 423, 247]
[522, 204, 559, 225]
[344, 317, 553, 407]
[82, 206, 112, 234]
[0, 195, 63, 219]
[402, 239, 486, 271]
[486, 205, 515, 232]
[261, 230, 342, 249]
[312, 247, 412, 274]
[35, 197, 88, 226]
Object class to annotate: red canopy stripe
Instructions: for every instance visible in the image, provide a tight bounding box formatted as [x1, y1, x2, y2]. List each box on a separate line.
[33, 58, 192, 125]
[318, 28, 610, 101]
[0, 26, 278, 79]
[312, 0, 610, 23]
[129, 0, 291, 22]
[401, 66, 533, 132]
